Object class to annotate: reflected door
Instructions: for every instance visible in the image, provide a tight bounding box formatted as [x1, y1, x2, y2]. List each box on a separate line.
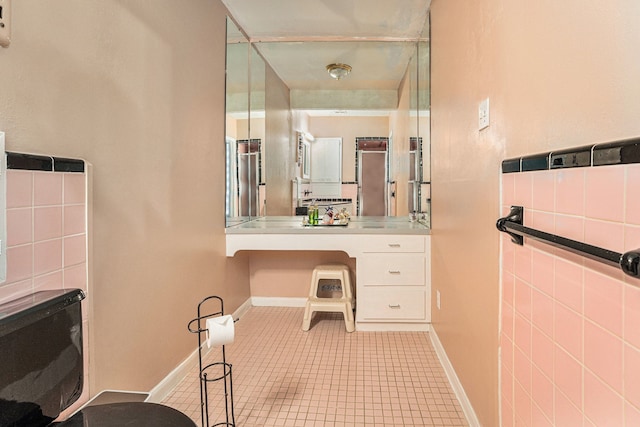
[238, 153, 259, 216]
[358, 151, 387, 216]
[408, 137, 420, 213]
[226, 137, 237, 217]
[237, 140, 260, 217]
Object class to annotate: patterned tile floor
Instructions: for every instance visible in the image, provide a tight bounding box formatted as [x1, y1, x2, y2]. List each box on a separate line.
[163, 306, 468, 426]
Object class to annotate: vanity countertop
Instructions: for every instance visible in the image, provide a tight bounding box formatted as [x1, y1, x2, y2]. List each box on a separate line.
[225, 216, 430, 235]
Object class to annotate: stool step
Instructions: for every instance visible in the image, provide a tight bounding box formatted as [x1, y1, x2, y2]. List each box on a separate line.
[319, 284, 342, 292]
[308, 298, 352, 306]
[303, 264, 355, 333]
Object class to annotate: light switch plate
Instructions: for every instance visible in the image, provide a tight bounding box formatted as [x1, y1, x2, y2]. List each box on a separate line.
[479, 97, 490, 130]
[0, 0, 11, 48]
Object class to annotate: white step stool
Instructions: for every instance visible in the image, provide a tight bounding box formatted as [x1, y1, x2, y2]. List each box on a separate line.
[302, 264, 355, 333]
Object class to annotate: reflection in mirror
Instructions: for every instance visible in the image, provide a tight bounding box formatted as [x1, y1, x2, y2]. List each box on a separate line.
[408, 12, 430, 226]
[357, 138, 389, 216]
[417, 12, 431, 226]
[301, 140, 310, 180]
[224, 17, 430, 225]
[409, 47, 420, 215]
[225, 17, 250, 226]
[250, 45, 266, 215]
[251, 42, 429, 221]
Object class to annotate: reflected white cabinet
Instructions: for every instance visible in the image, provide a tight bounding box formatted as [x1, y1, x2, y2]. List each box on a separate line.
[355, 235, 430, 331]
[310, 137, 342, 198]
[310, 137, 342, 182]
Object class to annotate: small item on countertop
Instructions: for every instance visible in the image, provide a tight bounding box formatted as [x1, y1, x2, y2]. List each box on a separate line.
[323, 206, 334, 224]
[337, 208, 350, 224]
[308, 205, 316, 225]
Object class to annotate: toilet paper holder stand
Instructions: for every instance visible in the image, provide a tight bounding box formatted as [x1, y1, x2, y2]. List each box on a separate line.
[187, 295, 236, 427]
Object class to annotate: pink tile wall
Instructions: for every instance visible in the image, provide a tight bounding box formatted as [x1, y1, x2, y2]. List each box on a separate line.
[501, 164, 640, 427]
[0, 167, 89, 416]
[1, 169, 87, 301]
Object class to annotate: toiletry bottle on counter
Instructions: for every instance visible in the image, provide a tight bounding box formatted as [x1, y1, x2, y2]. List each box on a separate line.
[308, 206, 315, 225]
[323, 206, 334, 224]
[313, 205, 319, 224]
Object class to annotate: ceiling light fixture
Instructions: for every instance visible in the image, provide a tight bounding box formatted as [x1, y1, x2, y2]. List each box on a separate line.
[326, 63, 352, 80]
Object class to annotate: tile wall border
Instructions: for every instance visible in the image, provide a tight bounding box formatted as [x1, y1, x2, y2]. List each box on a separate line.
[501, 137, 640, 173]
[6, 152, 85, 173]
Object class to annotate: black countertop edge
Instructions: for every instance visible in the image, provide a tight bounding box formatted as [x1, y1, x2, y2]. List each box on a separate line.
[6, 152, 85, 172]
[501, 137, 640, 173]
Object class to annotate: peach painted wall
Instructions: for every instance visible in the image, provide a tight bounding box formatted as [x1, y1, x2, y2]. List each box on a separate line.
[501, 163, 640, 426]
[249, 251, 356, 298]
[0, 0, 251, 396]
[430, 0, 640, 425]
[0, 166, 90, 416]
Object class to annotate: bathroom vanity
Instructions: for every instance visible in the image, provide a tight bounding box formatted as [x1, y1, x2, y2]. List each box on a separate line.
[226, 216, 431, 331]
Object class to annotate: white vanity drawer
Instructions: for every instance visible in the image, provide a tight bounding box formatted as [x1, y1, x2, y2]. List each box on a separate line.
[360, 235, 425, 253]
[359, 254, 425, 286]
[358, 287, 426, 320]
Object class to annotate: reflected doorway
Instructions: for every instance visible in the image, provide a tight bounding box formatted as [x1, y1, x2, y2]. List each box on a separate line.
[408, 136, 422, 213]
[356, 138, 388, 216]
[237, 139, 261, 217]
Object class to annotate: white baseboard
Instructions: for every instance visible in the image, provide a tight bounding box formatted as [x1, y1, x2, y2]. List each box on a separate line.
[234, 297, 253, 319]
[147, 297, 252, 403]
[429, 327, 481, 427]
[251, 296, 307, 307]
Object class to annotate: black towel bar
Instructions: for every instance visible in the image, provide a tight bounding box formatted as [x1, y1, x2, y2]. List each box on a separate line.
[497, 206, 640, 278]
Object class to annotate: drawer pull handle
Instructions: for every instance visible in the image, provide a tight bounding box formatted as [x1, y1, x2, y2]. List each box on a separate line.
[388, 243, 401, 248]
[388, 270, 401, 274]
[388, 304, 401, 309]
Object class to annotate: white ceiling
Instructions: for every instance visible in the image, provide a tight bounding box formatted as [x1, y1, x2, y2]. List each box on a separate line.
[222, 0, 431, 112]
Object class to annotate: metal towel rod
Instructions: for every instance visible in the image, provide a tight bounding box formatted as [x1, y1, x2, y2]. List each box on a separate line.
[496, 206, 640, 279]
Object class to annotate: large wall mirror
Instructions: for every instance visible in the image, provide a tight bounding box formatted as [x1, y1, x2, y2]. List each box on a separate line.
[225, 13, 430, 226]
[225, 17, 266, 226]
